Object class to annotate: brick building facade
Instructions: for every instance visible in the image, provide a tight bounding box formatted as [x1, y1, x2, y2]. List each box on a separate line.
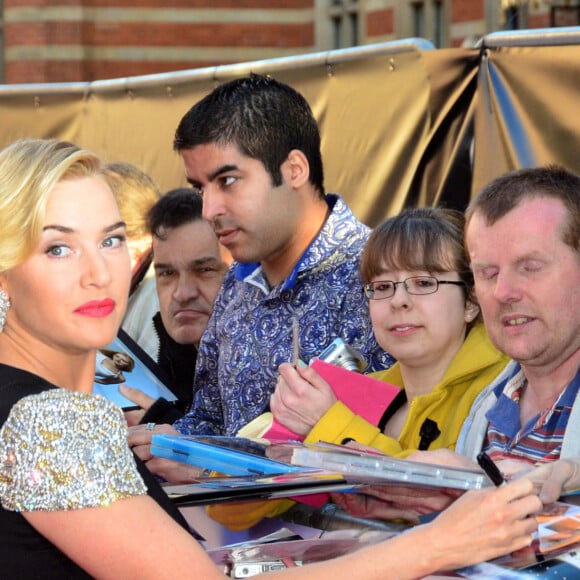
[0, 0, 566, 84]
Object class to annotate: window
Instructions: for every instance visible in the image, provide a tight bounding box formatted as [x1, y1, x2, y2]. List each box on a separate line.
[433, 0, 444, 48]
[551, 5, 580, 26]
[410, 0, 446, 47]
[500, 1, 528, 30]
[329, 0, 360, 49]
[504, 6, 520, 29]
[412, 2, 425, 38]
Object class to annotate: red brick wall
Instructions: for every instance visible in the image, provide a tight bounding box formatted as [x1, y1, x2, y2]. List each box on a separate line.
[3, 0, 317, 82]
[451, 0, 484, 22]
[8, 0, 312, 7]
[528, 12, 551, 28]
[366, 8, 394, 38]
[6, 21, 314, 49]
[1, 0, 561, 84]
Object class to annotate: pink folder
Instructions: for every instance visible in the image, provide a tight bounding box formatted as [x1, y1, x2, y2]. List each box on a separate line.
[260, 358, 400, 442]
[259, 359, 401, 507]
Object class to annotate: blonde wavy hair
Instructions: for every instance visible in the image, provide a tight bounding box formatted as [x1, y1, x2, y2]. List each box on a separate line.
[0, 139, 103, 273]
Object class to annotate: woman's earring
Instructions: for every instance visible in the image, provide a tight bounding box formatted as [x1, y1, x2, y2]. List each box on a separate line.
[0, 290, 11, 332]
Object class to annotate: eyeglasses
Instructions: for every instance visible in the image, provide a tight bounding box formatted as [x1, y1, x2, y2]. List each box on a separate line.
[363, 276, 465, 301]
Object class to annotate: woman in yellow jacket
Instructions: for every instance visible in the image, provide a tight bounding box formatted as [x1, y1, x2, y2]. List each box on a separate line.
[209, 207, 509, 529]
[304, 322, 507, 457]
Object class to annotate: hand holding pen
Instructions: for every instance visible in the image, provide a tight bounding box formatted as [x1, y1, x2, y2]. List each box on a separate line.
[477, 451, 507, 487]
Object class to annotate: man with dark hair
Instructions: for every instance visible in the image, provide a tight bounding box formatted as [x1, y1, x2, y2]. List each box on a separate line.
[122, 188, 230, 425]
[131, 74, 392, 458]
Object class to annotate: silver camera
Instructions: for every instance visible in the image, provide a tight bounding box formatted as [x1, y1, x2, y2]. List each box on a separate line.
[315, 338, 367, 372]
[232, 561, 301, 577]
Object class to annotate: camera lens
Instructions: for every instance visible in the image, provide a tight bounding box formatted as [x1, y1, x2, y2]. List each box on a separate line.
[333, 354, 362, 372]
[316, 338, 367, 372]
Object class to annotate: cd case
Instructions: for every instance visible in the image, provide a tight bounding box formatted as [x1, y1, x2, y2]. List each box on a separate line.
[290, 443, 492, 490]
[92, 328, 178, 410]
[207, 529, 394, 577]
[161, 470, 352, 507]
[151, 435, 307, 477]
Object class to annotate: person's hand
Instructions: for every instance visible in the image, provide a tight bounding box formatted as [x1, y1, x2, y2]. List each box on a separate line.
[410, 450, 536, 483]
[420, 478, 541, 570]
[331, 491, 425, 524]
[145, 456, 207, 483]
[126, 422, 206, 482]
[408, 448, 479, 469]
[494, 458, 536, 479]
[522, 458, 580, 504]
[331, 484, 462, 524]
[120, 385, 156, 426]
[127, 422, 177, 462]
[269, 362, 337, 435]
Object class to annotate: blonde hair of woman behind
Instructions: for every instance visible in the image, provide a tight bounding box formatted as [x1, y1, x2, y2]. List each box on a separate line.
[103, 161, 160, 240]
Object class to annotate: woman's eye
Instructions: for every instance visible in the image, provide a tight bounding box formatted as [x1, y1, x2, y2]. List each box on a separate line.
[102, 235, 125, 249]
[375, 282, 393, 292]
[46, 244, 71, 257]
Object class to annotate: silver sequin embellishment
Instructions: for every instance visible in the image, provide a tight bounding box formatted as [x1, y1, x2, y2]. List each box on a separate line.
[0, 390, 147, 512]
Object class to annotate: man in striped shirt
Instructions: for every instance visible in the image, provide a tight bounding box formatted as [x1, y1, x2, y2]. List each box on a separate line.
[459, 165, 580, 471]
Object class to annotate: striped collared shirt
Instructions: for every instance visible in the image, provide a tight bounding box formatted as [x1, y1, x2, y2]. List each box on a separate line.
[483, 365, 580, 465]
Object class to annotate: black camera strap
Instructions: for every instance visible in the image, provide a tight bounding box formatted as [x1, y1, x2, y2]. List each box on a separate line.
[377, 389, 407, 432]
[377, 390, 441, 450]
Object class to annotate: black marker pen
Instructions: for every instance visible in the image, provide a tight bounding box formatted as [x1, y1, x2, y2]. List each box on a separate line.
[477, 451, 506, 486]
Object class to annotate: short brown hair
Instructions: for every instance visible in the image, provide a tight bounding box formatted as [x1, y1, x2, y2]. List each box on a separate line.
[465, 165, 580, 253]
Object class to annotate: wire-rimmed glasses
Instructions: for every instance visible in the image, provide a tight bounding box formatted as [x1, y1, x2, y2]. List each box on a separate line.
[363, 276, 465, 300]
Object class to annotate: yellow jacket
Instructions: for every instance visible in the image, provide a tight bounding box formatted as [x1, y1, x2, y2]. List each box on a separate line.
[306, 323, 508, 457]
[208, 323, 509, 529]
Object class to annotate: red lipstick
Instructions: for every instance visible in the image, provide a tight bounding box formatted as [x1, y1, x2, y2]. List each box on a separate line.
[75, 298, 115, 318]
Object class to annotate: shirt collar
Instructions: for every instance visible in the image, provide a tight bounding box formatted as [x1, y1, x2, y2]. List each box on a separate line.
[493, 364, 580, 409]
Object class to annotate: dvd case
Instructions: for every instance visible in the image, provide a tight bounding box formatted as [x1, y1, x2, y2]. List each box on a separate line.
[151, 434, 306, 477]
[161, 471, 352, 506]
[290, 443, 492, 490]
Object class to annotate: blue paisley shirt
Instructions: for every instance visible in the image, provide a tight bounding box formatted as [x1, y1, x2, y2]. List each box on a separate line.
[173, 194, 395, 436]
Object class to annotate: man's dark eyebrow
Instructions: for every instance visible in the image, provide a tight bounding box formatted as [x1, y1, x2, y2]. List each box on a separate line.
[154, 256, 222, 271]
[42, 221, 126, 234]
[208, 164, 239, 182]
[186, 164, 240, 187]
